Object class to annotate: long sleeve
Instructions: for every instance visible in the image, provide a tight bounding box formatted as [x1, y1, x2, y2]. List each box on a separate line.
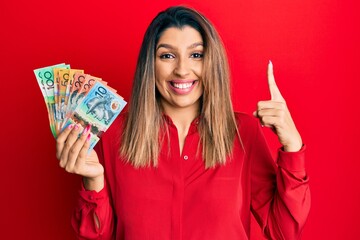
[71, 139, 115, 240]
[71, 182, 115, 240]
[249, 121, 310, 239]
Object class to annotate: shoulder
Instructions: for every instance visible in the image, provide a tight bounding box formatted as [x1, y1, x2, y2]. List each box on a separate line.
[234, 111, 262, 145]
[234, 111, 259, 130]
[110, 111, 128, 132]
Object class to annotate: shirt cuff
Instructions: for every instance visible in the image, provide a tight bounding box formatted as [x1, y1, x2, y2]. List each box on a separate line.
[277, 144, 306, 172]
[79, 179, 108, 204]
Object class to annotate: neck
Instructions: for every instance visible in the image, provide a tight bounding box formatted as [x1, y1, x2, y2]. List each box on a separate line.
[161, 101, 200, 133]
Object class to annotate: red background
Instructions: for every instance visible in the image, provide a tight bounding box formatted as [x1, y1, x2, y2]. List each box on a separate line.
[1, 0, 359, 239]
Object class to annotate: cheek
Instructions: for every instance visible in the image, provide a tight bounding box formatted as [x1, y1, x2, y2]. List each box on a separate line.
[197, 84, 204, 96]
[194, 63, 203, 90]
[155, 63, 160, 79]
[155, 78, 167, 98]
[155, 65, 172, 89]
[155, 61, 165, 77]
[156, 60, 175, 78]
[193, 62, 203, 77]
[154, 64, 162, 89]
[155, 79, 161, 91]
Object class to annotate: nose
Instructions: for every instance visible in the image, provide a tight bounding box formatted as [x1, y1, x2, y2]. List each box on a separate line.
[173, 57, 190, 77]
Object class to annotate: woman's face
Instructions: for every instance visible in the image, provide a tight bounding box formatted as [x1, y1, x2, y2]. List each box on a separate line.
[155, 26, 204, 114]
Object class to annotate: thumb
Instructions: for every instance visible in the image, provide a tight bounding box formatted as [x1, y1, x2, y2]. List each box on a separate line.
[268, 60, 284, 101]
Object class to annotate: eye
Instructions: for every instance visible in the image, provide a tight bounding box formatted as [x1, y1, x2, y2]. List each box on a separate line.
[191, 52, 203, 59]
[159, 53, 175, 59]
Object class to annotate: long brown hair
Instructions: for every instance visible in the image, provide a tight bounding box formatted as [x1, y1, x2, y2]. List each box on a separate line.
[120, 6, 238, 168]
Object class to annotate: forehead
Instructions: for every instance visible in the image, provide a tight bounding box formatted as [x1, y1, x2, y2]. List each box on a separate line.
[157, 26, 203, 47]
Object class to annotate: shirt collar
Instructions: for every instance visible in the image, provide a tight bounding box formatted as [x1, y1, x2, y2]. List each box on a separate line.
[162, 113, 201, 132]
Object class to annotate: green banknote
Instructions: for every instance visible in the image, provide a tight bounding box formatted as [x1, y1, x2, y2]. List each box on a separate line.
[34, 63, 67, 137]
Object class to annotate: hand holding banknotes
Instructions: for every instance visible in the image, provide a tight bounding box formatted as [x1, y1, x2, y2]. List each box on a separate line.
[34, 63, 127, 191]
[56, 123, 104, 192]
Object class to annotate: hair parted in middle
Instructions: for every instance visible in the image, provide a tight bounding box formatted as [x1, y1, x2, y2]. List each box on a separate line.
[120, 5, 239, 168]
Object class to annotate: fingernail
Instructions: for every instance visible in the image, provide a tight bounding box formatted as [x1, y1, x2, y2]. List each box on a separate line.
[86, 133, 91, 142]
[82, 124, 91, 136]
[74, 124, 79, 130]
[67, 124, 74, 129]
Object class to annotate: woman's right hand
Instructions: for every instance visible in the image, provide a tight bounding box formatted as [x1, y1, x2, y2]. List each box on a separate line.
[56, 123, 104, 192]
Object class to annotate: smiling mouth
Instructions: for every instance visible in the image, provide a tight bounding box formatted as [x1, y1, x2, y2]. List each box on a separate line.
[170, 80, 197, 89]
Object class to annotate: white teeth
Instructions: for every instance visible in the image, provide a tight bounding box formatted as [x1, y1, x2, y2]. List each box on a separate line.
[173, 82, 193, 89]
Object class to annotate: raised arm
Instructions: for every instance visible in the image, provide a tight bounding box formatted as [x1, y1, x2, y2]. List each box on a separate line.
[251, 62, 310, 239]
[254, 60, 303, 152]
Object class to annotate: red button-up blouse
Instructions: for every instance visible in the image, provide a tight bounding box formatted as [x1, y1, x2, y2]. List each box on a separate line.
[72, 112, 310, 240]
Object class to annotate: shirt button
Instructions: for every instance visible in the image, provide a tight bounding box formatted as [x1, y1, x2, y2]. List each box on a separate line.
[183, 155, 189, 160]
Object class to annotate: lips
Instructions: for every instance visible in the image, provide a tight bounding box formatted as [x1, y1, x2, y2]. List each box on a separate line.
[172, 82, 193, 89]
[168, 80, 198, 95]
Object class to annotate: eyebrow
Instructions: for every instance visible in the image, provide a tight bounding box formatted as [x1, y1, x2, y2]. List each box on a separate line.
[156, 42, 204, 51]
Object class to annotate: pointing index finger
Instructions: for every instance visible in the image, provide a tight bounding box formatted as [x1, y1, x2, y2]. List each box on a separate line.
[268, 60, 284, 101]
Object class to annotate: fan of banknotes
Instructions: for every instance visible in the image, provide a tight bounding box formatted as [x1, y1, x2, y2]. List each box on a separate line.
[34, 63, 127, 151]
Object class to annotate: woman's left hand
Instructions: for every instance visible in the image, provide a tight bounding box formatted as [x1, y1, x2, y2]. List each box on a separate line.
[254, 61, 303, 152]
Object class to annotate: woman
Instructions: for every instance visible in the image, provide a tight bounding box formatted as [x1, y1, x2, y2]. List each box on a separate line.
[56, 6, 310, 240]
